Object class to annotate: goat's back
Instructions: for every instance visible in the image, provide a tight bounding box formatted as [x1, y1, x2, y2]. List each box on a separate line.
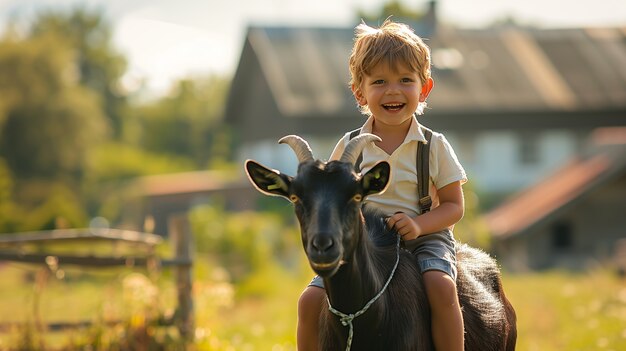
[456, 244, 517, 350]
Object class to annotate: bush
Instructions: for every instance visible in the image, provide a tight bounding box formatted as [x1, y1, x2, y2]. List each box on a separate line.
[189, 205, 301, 284]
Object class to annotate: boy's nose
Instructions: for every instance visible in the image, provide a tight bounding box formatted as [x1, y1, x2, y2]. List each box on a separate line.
[385, 84, 401, 94]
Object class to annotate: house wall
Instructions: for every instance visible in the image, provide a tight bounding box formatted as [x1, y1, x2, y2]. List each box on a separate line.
[450, 129, 581, 194]
[579, 175, 626, 259]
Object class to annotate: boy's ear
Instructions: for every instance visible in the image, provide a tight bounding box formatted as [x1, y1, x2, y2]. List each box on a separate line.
[419, 78, 434, 102]
[351, 83, 367, 106]
[360, 161, 391, 196]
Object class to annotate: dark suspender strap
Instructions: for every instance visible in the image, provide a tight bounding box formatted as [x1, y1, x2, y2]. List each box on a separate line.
[417, 127, 433, 214]
[348, 128, 362, 171]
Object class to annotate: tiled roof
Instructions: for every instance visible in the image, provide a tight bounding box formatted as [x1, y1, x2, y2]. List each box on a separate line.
[484, 155, 611, 238]
[247, 26, 355, 117]
[246, 24, 626, 118]
[137, 171, 245, 197]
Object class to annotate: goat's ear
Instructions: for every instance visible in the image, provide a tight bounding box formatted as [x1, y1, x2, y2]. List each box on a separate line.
[360, 161, 390, 196]
[245, 160, 292, 199]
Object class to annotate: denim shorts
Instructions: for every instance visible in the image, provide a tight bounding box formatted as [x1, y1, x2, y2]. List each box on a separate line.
[308, 229, 457, 289]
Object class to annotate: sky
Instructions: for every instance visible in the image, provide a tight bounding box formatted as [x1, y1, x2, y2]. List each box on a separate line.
[1, 0, 625, 96]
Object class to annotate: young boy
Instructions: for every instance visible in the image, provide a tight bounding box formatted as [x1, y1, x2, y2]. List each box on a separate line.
[297, 20, 467, 351]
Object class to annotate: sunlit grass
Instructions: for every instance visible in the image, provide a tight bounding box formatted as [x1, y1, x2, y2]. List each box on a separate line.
[0, 263, 178, 350]
[192, 252, 311, 350]
[207, 263, 626, 351]
[502, 269, 626, 351]
[1, 254, 625, 350]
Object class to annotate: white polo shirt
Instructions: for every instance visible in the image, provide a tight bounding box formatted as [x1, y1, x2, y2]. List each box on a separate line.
[329, 116, 467, 218]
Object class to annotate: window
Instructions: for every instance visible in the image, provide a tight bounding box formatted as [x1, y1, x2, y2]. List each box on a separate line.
[518, 133, 540, 165]
[551, 221, 573, 250]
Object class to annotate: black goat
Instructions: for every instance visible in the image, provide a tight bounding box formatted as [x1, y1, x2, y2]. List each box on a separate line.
[245, 134, 517, 351]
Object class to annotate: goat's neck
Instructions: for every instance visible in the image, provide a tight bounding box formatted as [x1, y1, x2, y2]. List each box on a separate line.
[324, 219, 387, 314]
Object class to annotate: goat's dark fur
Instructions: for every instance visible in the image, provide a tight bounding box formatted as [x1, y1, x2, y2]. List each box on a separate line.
[318, 206, 434, 350]
[318, 206, 517, 350]
[246, 155, 516, 351]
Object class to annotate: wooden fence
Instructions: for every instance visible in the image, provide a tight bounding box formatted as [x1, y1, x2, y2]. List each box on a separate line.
[0, 214, 194, 340]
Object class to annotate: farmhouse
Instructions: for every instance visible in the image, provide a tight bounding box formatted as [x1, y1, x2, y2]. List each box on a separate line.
[486, 128, 626, 272]
[224, 1, 626, 202]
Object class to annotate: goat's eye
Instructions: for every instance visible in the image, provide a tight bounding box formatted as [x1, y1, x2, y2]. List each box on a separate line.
[289, 194, 299, 203]
[352, 194, 363, 202]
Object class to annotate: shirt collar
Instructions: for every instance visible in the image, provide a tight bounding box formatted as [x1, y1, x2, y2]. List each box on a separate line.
[361, 115, 428, 144]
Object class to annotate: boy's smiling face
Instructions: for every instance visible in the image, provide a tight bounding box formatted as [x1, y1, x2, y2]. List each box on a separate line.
[353, 60, 433, 128]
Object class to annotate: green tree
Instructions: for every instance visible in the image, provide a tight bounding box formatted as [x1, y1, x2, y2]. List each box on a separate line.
[0, 33, 108, 182]
[134, 75, 231, 167]
[29, 7, 128, 138]
[0, 158, 22, 232]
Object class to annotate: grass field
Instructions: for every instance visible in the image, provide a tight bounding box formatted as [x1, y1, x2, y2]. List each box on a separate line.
[1, 258, 625, 350]
[502, 270, 626, 351]
[200, 266, 626, 351]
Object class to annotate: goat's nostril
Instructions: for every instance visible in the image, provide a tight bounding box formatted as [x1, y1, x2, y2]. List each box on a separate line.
[312, 236, 334, 252]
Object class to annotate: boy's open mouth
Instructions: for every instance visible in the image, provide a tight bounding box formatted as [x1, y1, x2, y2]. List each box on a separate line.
[382, 103, 405, 111]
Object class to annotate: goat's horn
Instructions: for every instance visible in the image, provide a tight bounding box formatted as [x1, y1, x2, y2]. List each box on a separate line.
[279, 135, 315, 163]
[340, 133, 381, 165]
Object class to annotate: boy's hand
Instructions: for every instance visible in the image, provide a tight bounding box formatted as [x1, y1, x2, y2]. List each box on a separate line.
[386, 212, 422, 240]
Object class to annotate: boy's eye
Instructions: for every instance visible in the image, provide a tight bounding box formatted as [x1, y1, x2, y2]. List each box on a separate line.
[372, 79, 384, 85]
[401, 77, 414, 83]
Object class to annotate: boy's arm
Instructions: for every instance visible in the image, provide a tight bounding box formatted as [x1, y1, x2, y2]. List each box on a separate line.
[387, 180, 464, 240]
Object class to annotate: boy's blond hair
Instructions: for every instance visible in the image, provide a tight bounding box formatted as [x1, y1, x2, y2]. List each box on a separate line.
[349, 19, 432, 115]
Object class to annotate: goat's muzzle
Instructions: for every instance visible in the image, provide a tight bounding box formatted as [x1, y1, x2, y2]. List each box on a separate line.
[307, 233, 343, 277]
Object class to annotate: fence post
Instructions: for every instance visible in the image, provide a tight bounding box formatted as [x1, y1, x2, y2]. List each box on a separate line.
[168, 214, 194, 341]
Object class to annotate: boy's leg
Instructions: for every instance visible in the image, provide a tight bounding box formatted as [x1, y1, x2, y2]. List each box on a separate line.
[297, 286, 325, 351]
[423, 270, 464, 351]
